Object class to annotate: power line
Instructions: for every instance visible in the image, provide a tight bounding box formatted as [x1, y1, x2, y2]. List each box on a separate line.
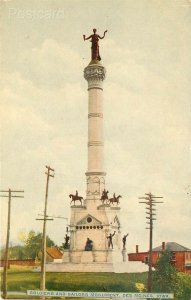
[37, 213, 69, 235]
[139, 192, 163, 292]
[38, 213, 68, 222]
[0, 189, 24, 299]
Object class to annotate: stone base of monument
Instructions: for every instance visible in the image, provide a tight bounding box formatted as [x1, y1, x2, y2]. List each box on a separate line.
[44, 262, 114, 272]
[81, 251, 94, 263]
[33, 249, 148, 273]
[39, 249, 114, 272]
[122, 249, 127, 262]
[68, 249, 113, 264]
[62, 250, 70, 263]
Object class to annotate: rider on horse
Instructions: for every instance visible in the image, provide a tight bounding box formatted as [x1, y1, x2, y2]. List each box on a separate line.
[69, 191, 83, 206]
[101, 189, 109, 203]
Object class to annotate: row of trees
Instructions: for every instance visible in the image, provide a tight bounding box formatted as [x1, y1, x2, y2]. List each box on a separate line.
[1, 230, 55, 260]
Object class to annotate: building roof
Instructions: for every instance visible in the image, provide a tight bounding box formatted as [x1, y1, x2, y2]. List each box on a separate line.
[152, 242, 190, 252]
[46, 247, 63, 259]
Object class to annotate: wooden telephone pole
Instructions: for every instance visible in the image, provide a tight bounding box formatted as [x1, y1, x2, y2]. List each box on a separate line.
[0, 189, 24, 299]
[37, 166, 54, 295]
[139, 192, 163, 292]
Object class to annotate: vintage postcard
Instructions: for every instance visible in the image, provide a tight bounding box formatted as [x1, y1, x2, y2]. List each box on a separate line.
[0, 0, 191, 299]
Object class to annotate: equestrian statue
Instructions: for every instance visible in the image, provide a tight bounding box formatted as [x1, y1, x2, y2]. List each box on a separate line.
[69, 190, 83, 206]
[108, 193, 122, 205]
[100, 189, 109, 204]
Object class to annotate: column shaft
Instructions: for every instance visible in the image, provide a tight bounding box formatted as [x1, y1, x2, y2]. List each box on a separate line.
[88, 89, 104, 172]
[84, 63, 106, 197]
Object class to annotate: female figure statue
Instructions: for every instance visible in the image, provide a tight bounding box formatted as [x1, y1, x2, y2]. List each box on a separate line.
[83, 28, 107, 61]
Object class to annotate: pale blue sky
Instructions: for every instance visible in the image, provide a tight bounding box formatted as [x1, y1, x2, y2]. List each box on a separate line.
[1, 0, 191, 254]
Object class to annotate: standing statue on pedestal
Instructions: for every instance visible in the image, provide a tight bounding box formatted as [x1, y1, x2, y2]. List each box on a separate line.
[83, 28, 107, 61]
[122, 233, 129, 250]
[63, 234, 70, 249]
[107, 231, 116, 249]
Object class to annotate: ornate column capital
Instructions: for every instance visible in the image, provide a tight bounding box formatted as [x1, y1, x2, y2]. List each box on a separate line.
[84, 64, 106, 90]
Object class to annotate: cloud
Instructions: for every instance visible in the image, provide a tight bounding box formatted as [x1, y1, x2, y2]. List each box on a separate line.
[1, 63, 191, 249]
[15, 39, 84, 88]
[1, 28, 191, 252]
[0, 70, 87, 245]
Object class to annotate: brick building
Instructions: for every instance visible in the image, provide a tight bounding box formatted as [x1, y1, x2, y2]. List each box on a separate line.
[128, 242, 191, 274]
[0, 259, 36, 267]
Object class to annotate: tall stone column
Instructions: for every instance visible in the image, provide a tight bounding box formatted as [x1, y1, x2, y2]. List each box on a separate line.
[84, 62, 106, 199]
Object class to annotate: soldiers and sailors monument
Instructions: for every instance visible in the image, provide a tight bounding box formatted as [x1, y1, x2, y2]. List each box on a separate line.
[46, 29, 127, 272]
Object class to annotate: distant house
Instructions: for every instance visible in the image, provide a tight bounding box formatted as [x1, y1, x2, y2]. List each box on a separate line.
[128, 242, 191, 274]
[38, 247, 63, 263]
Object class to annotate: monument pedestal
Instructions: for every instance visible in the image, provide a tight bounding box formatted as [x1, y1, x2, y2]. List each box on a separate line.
[81, 251, 94, 263]
[44, 262, 114, 272]
[62, 250, 70, 263]
[122, 249, 127, 262]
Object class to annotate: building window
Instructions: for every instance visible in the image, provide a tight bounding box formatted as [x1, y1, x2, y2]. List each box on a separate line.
[145, 256, 148, 264]
[87, 217, 92, 223]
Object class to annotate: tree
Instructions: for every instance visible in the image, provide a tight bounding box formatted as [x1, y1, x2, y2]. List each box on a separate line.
[0, 231, 55, 260]
[0, 245, 26, 260]
[9, 245, 26, 259]
[152, 250, 181, 296]
[176, 272, 191, 300]
[24, 230, 55, 259]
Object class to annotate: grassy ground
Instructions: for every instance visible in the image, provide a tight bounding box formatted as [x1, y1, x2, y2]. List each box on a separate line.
[0, 266, 147, 299]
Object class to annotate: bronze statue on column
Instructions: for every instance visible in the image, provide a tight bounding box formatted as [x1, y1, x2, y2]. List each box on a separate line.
[83, 28, 107, 61]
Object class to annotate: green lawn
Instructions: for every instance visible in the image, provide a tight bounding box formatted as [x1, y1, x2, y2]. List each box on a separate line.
[1, 266, 191, 299]
[0, 266, 147, 298]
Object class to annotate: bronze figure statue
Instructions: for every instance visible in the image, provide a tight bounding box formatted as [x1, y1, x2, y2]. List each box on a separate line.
[108, 194, 122, 205]
[83, 28, 107, 61]
[69, 191, 83, 206]
[85, 238, 93, 251]
[107, 231, 116, 249]
[63, 234, 70, 249]
[101, 189, 109, 204]
[122, 233, 129, 250]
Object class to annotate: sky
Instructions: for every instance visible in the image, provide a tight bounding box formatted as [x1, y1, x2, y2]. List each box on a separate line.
[0, 0, 191, 255]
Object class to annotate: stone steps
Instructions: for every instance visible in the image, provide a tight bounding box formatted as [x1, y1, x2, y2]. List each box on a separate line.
[35, 262, 114, 273]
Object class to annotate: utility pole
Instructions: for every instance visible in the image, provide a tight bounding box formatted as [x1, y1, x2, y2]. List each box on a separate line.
[0, 189, 24, 299]
[139, 192, 163, 292]
[37, 166, 54, 295]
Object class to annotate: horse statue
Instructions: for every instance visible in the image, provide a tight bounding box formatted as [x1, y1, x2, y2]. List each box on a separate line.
[100, 189, 109, 204]
[108, 195, 122, 206]
[69, 194, 83, 206]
